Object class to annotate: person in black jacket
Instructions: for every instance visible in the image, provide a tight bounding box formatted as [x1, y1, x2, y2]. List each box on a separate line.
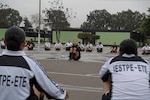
[26, 38, 35, 50]
[69, 39, 81, 61]
[110, 42, 117, 53]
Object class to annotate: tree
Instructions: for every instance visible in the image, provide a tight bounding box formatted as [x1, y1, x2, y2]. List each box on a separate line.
[139, 8, 150, 43]
[43, 0, 74, 41]
[0, 3, 22, 28]
[24, 17, 32, 29]
[78, 32, 100, 44]
[112, 10, 145, 30]
[81, 9, 112, 30]
[31, 13, 44, 29]
[81, 9, 145, 31]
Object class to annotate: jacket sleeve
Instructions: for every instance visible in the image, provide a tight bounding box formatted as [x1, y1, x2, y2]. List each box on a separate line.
[99, 58, 113, 82]
[27, 57, 66, 100]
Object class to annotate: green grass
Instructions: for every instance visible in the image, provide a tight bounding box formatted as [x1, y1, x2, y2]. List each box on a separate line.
[0, 28, 46, 42]
[0, 28, 130, 45]
[0, 28, 6, 38]
[52, 31, 130, 45]
[96, 32, 130, 45]
[52, 31, 83, 43]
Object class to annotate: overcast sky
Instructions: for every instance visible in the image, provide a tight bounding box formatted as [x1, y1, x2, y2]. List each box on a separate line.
[1, 0, 150, 28]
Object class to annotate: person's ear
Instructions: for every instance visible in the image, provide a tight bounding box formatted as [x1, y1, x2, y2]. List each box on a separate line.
[20, 41, 26, 50]
[119, 50, 123, 56]
[4, 40, 7, 46]
[22, 41, 26, 47]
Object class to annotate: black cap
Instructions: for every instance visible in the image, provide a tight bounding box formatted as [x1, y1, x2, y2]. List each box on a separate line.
[119, 39, 137, 55]
[5, 26, 26, 51]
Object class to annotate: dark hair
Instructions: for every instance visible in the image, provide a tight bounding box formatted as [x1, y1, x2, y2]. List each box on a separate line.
[119, 39, 137, 55]
[5, 26, 26, 51]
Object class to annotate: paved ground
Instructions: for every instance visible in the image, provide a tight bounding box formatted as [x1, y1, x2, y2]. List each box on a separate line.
[0, 45, 150, 100]
[24, 45, 150, 63]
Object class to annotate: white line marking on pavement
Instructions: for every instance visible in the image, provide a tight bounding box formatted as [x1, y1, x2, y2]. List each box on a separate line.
[86, 74, 99, 77]
[47, 72, 99, 78]
[60, 84, 102, 93]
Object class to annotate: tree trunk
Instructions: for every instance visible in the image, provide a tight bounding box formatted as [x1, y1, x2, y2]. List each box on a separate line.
[56, 30, 61, 42]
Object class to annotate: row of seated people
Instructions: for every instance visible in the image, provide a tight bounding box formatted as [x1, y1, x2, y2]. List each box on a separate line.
[23, 39, 118, 53]
[0, 38, 36, 50]
[0, 38, 118, 53]
[2, 38, 149, 55]
[54, 41, 103, 52]
[109, 42, 150, 54]
[53, 40, 118, 53]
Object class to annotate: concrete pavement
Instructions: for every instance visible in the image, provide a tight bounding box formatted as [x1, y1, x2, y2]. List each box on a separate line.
[23, 45, 150, 63]
[0, 45, 149, 100]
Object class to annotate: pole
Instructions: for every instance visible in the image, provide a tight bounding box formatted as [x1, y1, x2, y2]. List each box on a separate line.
[38, 0, 41, 51]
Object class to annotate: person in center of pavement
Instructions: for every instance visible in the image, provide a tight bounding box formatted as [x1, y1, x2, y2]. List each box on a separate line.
[44, 39, 51, 50]
[141, 43, 150, 55]
[99, 39, 150, 100]
[110, 42, 117, 53]
[96, 42, 103, 52]
[78, 41, 85, 51]
[64, 40, 73, 51]
[86, 41, 93, 52]
[55, 40, 62, 51]
[69, 39, 81, 61]
[26, 38, 35, 50]
[0, 26, 69, 100]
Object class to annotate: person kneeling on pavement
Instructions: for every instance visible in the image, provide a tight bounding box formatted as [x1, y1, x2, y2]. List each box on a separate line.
[69, 39, 81, 61]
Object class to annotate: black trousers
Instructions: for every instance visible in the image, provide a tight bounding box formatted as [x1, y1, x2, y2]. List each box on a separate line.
[102, 93, 110, 100]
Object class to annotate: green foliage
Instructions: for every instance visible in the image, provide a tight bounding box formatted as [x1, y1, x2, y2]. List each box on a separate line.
[44, 9, 70, 30]
[139, 8, 150, 36]
[78, 32, 91, 39]
[43, 0, 71, 41]
[78, 32, 100, 40]
[138, 8, 150, 43]
[0, 3, 22, 28]
[92, 35, 100, 39]
[24, 17, 32, 28]
[81, 9, 111, 30]
[114, 10, 145, 30]
[140, 18, 150, 35]
[81, 9, 145, 30]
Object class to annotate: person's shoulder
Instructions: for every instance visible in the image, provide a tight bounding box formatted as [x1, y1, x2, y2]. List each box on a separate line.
[109, 55, 122, 64]
[104, 57, 116, 65]
[136, 56, 149, 64]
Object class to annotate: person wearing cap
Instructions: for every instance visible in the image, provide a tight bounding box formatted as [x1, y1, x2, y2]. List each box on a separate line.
[99, 39, 150, 100]
[0, 26, 69, 100]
